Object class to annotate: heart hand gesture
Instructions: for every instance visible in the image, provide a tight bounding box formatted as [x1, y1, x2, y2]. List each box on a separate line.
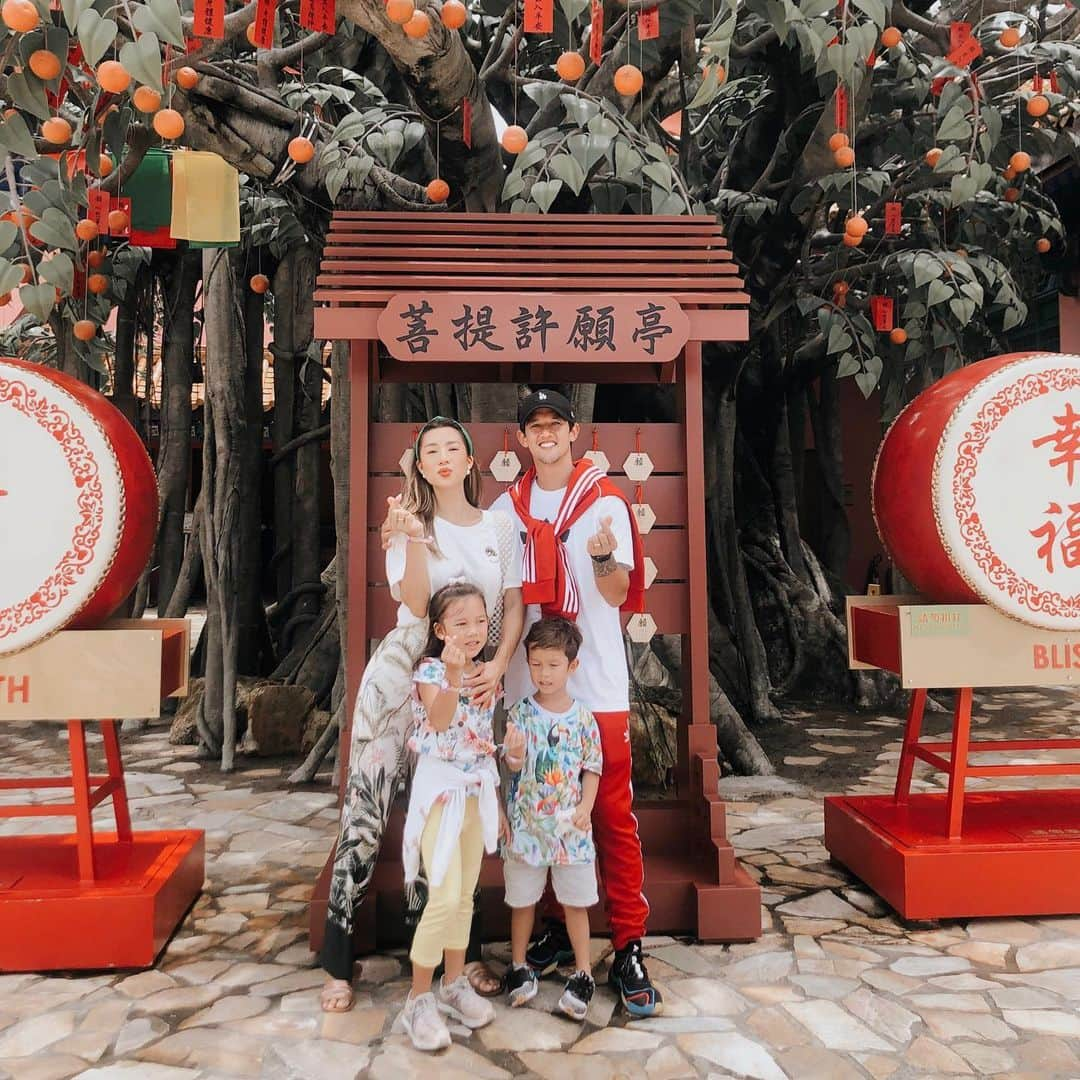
[586, 515, 618, 559]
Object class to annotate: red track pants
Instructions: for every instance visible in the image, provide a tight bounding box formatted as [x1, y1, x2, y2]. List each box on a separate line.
[548, 709, 649, 949]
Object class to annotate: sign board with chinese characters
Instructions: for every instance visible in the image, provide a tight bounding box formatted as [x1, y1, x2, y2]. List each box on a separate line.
[847, 594, 1080, 689]
[378, 293, 689, 365]
[874, 353, 1080, 631]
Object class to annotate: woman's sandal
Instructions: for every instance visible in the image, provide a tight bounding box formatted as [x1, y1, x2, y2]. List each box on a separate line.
[320, 978, 355, 1013]
[463, 960, 503, 997]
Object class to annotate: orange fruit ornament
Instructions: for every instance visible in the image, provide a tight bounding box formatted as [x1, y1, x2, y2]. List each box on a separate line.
[889, 327, 908, 345]
[75, 219, 100, 242]
[246, 22, 259, 44]
[845, 214, 869, 238]
[404, 10, 431, 37]
[1004, 186, 1020, 202]
[834, 145, 855, 168]
[426, 178, 449, 203]
[1002, 165, 1016, 180]
[614, 64, 643, 96]
[881, 26, 902, 48]
[97, 60, 131, 94]
[250, 273, 270, 294]
[925, 147, 942, 166]
[87, 249, 106, 269]
[0, 292, 10, 305]
[999, 27, 1020, 47]
[386, 0, 414, 23]
[175, 66, 199, 90]
[1010, 150, 1031, 173]
[133, 86, 162, 113]
[833, 281, 850, 296]
[87, 273, 109, 295]
[842, 232, 861, 247]
[108, 208, 129, 232]
[441, 0, 466, 28]
[501, 125, 527, 154]
[1026, 94, 1049, 117]
[97, 154, 114, 177]
[73, 320, 97, 341]
[29, 50, 62, 80]
[42, 117, 72, 145]
[556, 51, 585, 81]
[288, 136, 315, 163]
[1, 0, 39, 33]
[1036, 237, 1051, 253]
[828, 132, 849, 151]
[153, 108, 184, 139]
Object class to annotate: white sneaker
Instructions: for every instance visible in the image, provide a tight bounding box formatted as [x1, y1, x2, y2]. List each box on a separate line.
[438, 973, 496, 1029]
[399, 991, 452, 1051]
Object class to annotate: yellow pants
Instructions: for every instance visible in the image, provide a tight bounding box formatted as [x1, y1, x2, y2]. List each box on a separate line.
[409, 796, 484, 969]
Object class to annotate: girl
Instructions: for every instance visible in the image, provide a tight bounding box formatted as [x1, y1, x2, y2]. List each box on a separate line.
[321, 418, 523, 1012]
[398, 582, 502, 1050]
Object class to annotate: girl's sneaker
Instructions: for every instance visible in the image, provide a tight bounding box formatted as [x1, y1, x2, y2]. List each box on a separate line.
[506, 964, 539, 1007]
[399, 991, 452, 1051]
[438, 974, 496, 1028]
[558, 970, 595, 1021]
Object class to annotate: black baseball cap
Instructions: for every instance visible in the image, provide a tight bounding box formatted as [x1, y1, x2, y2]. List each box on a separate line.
[518, 389, 576, 430]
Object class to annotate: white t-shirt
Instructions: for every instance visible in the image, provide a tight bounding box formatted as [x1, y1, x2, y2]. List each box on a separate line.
[386, 510, 520, 628]
[491, 487, 633, 713]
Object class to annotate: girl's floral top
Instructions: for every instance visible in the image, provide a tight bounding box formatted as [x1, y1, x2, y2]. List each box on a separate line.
[409, 658, 497, 772]
[503, 696, 602, 867]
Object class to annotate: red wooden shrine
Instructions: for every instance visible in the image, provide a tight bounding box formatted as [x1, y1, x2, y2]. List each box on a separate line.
[307, 212, 761, 951]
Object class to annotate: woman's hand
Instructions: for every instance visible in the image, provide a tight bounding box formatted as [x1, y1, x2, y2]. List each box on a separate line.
[463, 657, 505, 710]
[382, 495, 426, 548]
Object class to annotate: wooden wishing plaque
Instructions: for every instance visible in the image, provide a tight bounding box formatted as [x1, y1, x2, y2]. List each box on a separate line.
[378, 293, 689, 365]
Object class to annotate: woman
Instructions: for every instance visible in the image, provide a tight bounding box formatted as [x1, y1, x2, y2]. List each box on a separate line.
[321, 417, 524, 1012]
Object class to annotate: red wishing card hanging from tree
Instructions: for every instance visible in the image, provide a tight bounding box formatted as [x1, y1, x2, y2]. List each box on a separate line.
[193, 0, 224, 40]
[946, 22, 982, 68]
[870, 296, 894, 331]
[462, 98, 472, 148]
[884, 201, 902, 236]
[590, 0, 603, 65]
[834, 85, 847, 129]
[86, 189, 110, 232]
[524, 0, 553, 34]
[638, 6, 659, 40]
[300, 0, 335, 33]
[252, 0, 276, 48]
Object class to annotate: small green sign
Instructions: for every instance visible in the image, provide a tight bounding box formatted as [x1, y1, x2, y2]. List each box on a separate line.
[907, 606, 970, 638]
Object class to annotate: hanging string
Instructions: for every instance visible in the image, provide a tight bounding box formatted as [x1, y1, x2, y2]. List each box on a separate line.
[502, 427, 510, 452]
[592, 427, 600, 452]
[634, 425, 642, 453]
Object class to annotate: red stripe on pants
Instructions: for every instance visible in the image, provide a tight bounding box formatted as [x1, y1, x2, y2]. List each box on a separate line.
[591, 710, 649, 949]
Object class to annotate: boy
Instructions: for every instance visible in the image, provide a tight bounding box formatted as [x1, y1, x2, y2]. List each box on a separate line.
[501, 616, 602, 1021]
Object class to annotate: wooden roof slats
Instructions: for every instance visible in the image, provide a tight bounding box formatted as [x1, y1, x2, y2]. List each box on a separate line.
[324, 233, 729, 249]
[313, 288, 752, 305]
[323, 246, 735, 263]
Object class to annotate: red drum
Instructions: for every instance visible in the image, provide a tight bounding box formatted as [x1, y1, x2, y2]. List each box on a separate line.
[874, 352, 1080, 629]
[0, 358, 157, 656]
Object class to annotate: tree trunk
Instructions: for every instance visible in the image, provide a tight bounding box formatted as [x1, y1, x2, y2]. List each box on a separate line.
[156, 250, 199, 615]
[111, 286, 138, 422]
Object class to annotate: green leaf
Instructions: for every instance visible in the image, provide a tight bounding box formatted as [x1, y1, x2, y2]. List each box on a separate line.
[561, 94, 598, 127]
[7, 72, 50, 121]
[403, 121, 426, 151]
[346, 154, 374, 189]
[103, 107, 130, 161]
[383, 129, 404, 167]
[590, 181, 627, 213]
[29, 208, 77, 251]
[76, 9, 118, 68]
[531, 178, 563, 213]
[855, 366, 880, 398]
[548, 154, 586, 195]
[913, 253, 943, 287]
[0, 259, 23, 294]
[927, 278, 952, 306]
[652, 188, 686, 214]
[613, 141, 643, 179]
[502, 172, 526, 200]
[557, 0, 588, 20]
[19, 282, 56, 321]
[586, 113, 618, 138]
[949, 296, 976, 325]
[60, 0, 93, 32]
[0, 111, 37, 157]
[38, 251, 73, 293]
[851, 0, 886, 27]
[331, 114, 368, 143]
[0, 222, 17, 252]
[523, 81, 562, 108]
[937, 103, 971, 142]
[688, 64, 723, 109]
[131, 0, 184, 47]
[643, 160, 673, 191]
[325, 165, 348, 204]
[516, 140, 547, 172]
[827, 322, 853, 354]
[836, 352, 860, 377]
[1003, 303, 1026, 331]
[119, 32, 163, 93]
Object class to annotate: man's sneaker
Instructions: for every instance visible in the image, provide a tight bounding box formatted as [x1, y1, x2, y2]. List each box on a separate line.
[558, 970, 595, 1021]
[609, 940, 663, 1018]
[438, 974, 496, 1029]
[398, 991, 452, 1051]
[506, 964, 539, 1007]
[525, 919, 575, 975]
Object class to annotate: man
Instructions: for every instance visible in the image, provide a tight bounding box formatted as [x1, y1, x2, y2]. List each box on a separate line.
[489, 389, 661, 1018]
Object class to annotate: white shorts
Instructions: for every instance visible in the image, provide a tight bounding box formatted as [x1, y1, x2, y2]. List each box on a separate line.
[503, 859, 599, 909]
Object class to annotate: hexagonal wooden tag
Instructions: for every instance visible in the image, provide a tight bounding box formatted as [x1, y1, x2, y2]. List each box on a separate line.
[631, 503, 656, 535]
[643, 556, 658, 589]
[583, 449, 610, 474]
[489, 449, 522, 483]
[626, 612, 657, 643]
[623, 451, 654, 483]
[399, 447, 415, 475]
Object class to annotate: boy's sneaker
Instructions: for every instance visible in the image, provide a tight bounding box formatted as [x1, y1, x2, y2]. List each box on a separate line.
[558, 970, 595, 1021]
[525, 919, 575, 975]
[398, 991, 452, 1051]
[438, 974, 496, 1029]
[506, 964, 539, 1007]
[609, 940, 663, 1018]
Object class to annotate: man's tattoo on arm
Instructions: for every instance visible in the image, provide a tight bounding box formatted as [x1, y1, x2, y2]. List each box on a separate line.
[592, 556, 619, 577]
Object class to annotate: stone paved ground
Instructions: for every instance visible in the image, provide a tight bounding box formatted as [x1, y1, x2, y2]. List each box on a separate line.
[3, 688, 1080, 1079]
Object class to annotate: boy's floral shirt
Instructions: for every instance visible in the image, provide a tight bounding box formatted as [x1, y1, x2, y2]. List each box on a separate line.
[409, 658, 497, 772]
[503, 696, 603, 867]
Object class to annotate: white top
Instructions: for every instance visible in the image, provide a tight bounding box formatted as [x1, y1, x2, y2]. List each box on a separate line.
[386, 509, 520, 628]
[492, 487, 634, 713]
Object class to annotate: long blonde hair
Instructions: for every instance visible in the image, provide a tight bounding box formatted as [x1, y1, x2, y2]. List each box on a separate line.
[402, 419, 483, 557]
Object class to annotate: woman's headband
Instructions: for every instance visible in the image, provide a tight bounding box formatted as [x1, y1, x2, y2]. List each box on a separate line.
[413, 416, 474, 458]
